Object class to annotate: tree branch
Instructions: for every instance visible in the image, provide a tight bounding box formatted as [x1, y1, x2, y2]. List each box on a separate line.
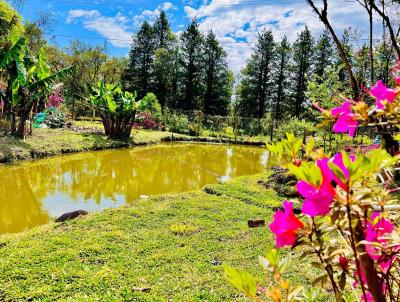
[370, 0, 400, 58]
[307, 0, 360, 99]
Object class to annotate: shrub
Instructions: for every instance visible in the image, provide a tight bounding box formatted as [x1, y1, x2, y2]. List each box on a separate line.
[166, 113, 190, 134]
[44, 107, 66, 129]
[0, 118, 10, 135]
[274, 117, 316, 141]
[133, 112, 163, 130]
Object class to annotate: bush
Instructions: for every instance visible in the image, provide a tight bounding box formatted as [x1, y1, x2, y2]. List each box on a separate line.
[274, 117, 316, 141]
[166, 114, 190, 134]
[45, 107, 66, 129]
[0, 118, 10, 135]
[133, 112, 163, 130]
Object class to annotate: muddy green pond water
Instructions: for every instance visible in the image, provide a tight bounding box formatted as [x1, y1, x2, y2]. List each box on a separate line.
[0, 143, 269, 234]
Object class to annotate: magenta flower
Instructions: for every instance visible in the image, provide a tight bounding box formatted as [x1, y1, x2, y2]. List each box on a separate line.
[317, 153, 355, 191]
[339, 256, 349, 271]
[331, 101, 358, 137]
[297, 180, 335, 217]
[365, 212, 397, 274]
[395, 76, 400, 86]
[269, 201, 303, 248]
[370, 80, 398, 109]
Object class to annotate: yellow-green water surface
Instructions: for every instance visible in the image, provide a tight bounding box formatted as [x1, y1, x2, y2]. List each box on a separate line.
[0, 143, 269, 234]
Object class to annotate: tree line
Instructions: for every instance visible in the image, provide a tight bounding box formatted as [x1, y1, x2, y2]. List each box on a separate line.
[2, 0, 399, 125]
[121, 12, 233, 116]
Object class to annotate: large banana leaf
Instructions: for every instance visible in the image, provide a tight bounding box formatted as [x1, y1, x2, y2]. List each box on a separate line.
[36, 48, 51, 80]
[28, 65, 75, 91]
[0, 36, 26, 69]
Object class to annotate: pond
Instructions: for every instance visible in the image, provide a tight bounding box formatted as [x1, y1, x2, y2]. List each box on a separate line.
[0, 143, 269, 234]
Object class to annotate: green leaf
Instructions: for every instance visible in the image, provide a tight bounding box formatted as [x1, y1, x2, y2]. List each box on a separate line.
[0, 37, 26, 69]
[28, 66, 75, 91]
[223, 264, 257, 298]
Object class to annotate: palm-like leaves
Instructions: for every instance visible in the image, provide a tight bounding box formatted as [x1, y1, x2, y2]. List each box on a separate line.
[0, 36, 26, 69]
[28, 66, 75, 92]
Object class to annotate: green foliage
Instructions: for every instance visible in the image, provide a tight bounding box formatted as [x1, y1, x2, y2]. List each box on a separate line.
[237, 29, 275, 119]
[274, 117, 316, 141]
[223, 264, 257, 299]
[44, 107, 66, 129]
[0, 32, 74, 137]
[166, 113, 190, 134]
[306, 67, 347, 111]
[139, 92, 161, 118]
[88, 82, 162, 140]
[225, 249, 305, 301]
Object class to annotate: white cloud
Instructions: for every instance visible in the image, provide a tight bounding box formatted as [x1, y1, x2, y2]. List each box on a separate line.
[66, 10, 132, 48]
[162, 2, 176, 11]
[184, 0, 371, 73]
[65, 3, 172, 49]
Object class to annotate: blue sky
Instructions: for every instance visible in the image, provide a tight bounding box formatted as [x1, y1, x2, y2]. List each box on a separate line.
[18, 0, 373, 72]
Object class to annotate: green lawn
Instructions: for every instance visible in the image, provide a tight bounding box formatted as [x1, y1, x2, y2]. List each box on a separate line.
[0, 174, 320, 301]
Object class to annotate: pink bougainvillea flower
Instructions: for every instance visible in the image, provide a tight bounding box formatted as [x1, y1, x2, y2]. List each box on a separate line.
[365, 212, 397, 274]
[370, 80, 398, 109]
[331, 101, 358, 137]
[269, 201, 303, 248]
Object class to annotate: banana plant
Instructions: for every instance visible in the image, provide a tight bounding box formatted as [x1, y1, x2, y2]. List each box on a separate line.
[1, 36, 74, 137]
[88, 81, 160, 140]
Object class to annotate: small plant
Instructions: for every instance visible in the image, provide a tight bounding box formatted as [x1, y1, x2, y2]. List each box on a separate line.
[274, 117, 316, 142]
[170, 224, 198, 235]
[46, 84, 64, 109]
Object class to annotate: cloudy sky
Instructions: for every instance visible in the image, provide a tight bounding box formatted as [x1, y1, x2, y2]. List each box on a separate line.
[18, 0, 374, 73]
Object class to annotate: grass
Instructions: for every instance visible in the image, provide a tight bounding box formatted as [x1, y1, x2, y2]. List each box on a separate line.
[0, 173, 321, 301]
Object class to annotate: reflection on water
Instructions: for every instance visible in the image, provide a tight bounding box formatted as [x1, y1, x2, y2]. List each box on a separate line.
[0, 143, 269, 234]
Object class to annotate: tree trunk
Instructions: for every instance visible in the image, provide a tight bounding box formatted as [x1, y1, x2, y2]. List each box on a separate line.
[368, 5, 374, 83]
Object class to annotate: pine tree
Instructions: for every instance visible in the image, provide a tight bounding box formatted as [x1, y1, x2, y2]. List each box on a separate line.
[314, 29, 335, 80]
[238, 29, 275, 119]
[336, 29, 353, 85]
[153, 11, 174, 108]
[273, 36, 291, 121]
[203, 31, 232, 116]
[153, 11, 170, 49]
[179, 20, 205, 110]
[292, 27, 314, 117]
[122, 21, 155, 99]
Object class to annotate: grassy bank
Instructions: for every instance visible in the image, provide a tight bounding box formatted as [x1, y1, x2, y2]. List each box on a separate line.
[0, 174, 320, 301]
[0, 124, 265, 163]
